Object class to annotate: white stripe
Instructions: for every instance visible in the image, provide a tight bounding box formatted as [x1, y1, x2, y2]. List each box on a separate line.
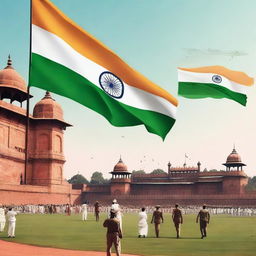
[178, 69, 248, 95]
[32, 25, 176, 119]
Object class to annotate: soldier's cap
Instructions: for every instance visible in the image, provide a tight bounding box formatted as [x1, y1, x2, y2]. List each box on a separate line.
[112, 199, 117, 203]
[155, 205, 161, 209]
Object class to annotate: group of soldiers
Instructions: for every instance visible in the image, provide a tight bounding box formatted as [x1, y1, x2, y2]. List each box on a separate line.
[150, 204, 210, 239]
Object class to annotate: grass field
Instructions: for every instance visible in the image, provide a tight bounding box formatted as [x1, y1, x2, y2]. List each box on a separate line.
[0, 213, 256, 256]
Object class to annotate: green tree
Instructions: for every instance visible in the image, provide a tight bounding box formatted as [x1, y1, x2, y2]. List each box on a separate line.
[246, 176, 256, 191]
[68, 174, 89, 184]
[132, 170, 146, 175]
[150, 169, 166, 174]
[90, 171, 109, 184]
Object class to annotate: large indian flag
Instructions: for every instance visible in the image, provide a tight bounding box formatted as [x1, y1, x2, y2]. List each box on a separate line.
[178, 66, 254, 106]
[29, 0, 178, 140]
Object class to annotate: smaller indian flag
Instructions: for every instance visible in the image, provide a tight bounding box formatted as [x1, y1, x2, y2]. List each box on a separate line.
[178, 66, 254, 106]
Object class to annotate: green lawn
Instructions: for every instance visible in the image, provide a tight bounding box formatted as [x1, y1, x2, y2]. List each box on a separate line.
[1, 213, 256, 256]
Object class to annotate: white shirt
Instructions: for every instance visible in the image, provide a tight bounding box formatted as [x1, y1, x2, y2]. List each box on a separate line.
[81, 204, 87, 212]
[0, 208, 5, 222]
[6, 210, 17, 222]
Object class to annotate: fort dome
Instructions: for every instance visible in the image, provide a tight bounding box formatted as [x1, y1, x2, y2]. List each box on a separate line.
[113, 158, 128, 172]
[33, 91, 64, 120]
[0, 56, 27, 93]
[226, 148, 241, 163]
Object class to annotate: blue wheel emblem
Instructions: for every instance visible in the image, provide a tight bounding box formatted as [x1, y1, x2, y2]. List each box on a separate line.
[212, 75, 222, 84]
[99, 71, 124, 99]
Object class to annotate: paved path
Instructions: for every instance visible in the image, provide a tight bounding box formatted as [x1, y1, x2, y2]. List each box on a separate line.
[0, 240, 140, 256]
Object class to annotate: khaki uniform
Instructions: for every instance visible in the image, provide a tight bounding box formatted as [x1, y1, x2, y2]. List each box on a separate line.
[172, 208, 183, 238]
[151, 210, 163, 238]
[94, 202, 100, 222]
[196, 209, 210, 238]
[103, 218, 122, 256]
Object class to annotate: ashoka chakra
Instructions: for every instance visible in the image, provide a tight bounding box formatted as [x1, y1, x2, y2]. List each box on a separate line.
[212, 75, 222, 84]
[99, 71, 124, 99]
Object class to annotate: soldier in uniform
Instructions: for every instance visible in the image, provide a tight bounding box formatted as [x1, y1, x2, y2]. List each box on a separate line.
[151, 205, 164, 238]
[196, 204, 210, 239]
[103, 210, 122, 256]
[172, 204, 183, 238]
[94, 201, 100, 222]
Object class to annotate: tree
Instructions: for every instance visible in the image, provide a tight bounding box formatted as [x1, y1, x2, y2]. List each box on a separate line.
[203, 168, 208, 172]
[132, 170, 146, 175]
[68, 174, 89, 184]
[209, 169, 218, 172]
[90, 171, 109, 184]
[150, 169, 166, 174]
[246, 176, 256, 191]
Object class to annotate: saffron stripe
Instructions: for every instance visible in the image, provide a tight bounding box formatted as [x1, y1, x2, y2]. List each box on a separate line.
[32, 0, 178, 106]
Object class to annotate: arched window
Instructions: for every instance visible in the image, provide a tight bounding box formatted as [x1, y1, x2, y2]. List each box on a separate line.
[54, 135, 62, 153]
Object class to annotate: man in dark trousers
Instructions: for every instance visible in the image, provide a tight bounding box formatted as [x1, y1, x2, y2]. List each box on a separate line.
[151, 205, 164, 238]
[172, 204, 183, 238]
[94, 201, 100, 221]
[103, 210, 122, 256]
[196, 204, 210, 239]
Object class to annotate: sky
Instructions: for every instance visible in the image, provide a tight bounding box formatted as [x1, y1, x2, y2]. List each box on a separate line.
[0, 0, 256, 180]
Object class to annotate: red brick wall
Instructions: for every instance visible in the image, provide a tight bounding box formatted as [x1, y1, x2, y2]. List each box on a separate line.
[0, 184, 80, 205]
[111, 182, 131, 195]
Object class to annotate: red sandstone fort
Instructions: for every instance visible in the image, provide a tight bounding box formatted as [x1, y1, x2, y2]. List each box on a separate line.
[0, 57, 255, 206]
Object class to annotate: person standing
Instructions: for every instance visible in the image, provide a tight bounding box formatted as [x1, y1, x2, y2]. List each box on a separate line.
[110, 199, 122, 231]
[0, 205, 6, 232]
[172, 204, 183, 238]
[196, 205, 210, 239]
[94, 201, 100, 222]
[103, 210, 122, 256]
[138, 207, 148, 238]
[6, 208, 17, 238]
[65, 204, 71, 216]
[81, 202, 88, 221]
[151, 205, 164, 238]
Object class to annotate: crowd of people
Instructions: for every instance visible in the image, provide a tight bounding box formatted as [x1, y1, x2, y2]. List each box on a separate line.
[1, 201, 256, 256]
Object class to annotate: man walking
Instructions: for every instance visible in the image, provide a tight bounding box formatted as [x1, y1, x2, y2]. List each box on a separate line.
[138, 207, 148, 238]
[172, 204, 183, 238]
[110, 199, 122, 231]
[6, 207, 17, 238]
[103, 210, 122, 256]
[151, 205, 164, 238]
[196, 204, 210, 239]
[94, 201, 100, 221]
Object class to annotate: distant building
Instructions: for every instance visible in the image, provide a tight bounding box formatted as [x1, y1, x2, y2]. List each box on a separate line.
[81, 150, 252, 206]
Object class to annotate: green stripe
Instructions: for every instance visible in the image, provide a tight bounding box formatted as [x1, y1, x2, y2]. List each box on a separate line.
[178, 82, 247, 106]
[29, 53, 175, 140]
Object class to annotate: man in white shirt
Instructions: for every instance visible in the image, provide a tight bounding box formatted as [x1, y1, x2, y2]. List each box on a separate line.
[110, 199, 122, 231]
[81, 202, 88, 221]
[0, 205, 6, 232]
[138, 207, 148, 238]
[6, 208, 17, 238]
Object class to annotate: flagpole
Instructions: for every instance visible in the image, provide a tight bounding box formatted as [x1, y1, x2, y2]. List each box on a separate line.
[24, 0, 33, 184]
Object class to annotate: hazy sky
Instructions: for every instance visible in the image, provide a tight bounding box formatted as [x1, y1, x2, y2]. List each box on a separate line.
[1, 0, 256, 180]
